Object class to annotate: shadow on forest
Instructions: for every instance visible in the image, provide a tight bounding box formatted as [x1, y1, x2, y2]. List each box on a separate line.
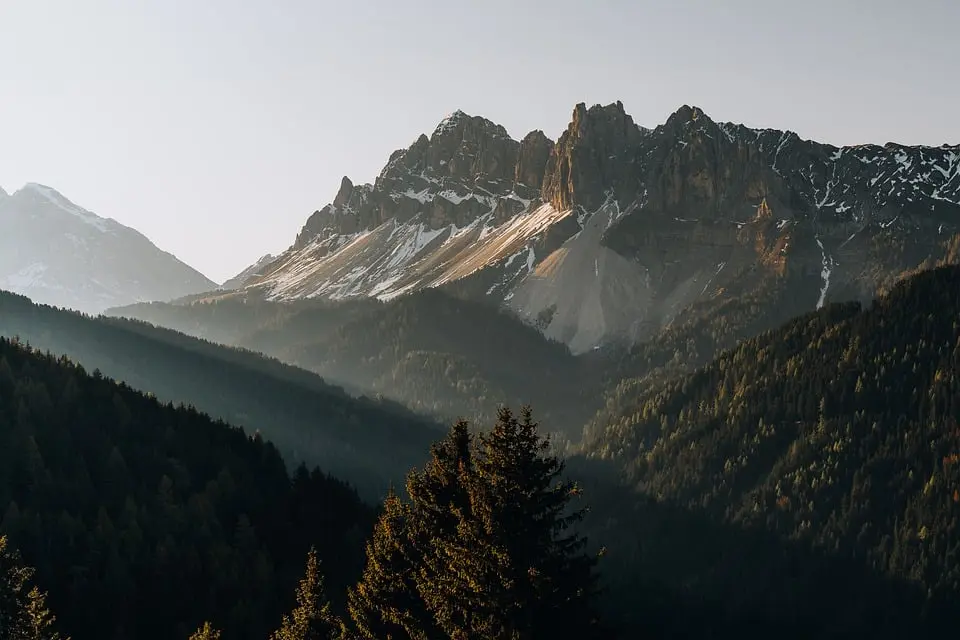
[567, 455, 955, 639]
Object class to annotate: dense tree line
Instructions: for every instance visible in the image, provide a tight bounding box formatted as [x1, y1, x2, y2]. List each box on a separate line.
[0, 336, 374, 639]
[578, 265, 960, 636]
[183, 408, 603, 640]
[0, 291, 442, 498]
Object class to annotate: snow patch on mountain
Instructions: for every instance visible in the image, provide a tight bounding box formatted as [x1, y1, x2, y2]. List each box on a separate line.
[815, 236, 835, 310]
[249, 202, 571, 303]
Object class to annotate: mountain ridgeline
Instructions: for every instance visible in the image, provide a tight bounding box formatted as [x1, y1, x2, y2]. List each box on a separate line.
[209, 101, 958, 355]
[109, 100, 959, 459]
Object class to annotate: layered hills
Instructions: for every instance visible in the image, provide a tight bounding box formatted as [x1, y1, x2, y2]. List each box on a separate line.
[0, 290, 442, 498]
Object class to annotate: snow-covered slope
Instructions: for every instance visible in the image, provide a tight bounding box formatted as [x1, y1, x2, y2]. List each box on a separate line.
[229, 104, 960, 352]
[0, 183, 215, 313]
[252, 203, 569, 302]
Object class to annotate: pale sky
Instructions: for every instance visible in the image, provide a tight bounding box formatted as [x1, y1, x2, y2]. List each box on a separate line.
[0, 0, 956, 283]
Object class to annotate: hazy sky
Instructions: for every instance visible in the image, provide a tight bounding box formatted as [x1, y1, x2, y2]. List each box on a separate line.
[0, 0, 956, 283]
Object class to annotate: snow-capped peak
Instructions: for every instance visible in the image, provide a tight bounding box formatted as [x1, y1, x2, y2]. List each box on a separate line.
[433, 110, 470, 136]
[0, 182, 216, 313]
[14, 182, 113, 232]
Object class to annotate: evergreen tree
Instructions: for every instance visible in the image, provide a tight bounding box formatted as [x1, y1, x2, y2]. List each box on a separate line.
[350, 411, 601, 640]
[0, 536, 66, 640]
[423, 407, 600, 639]
[407, 421, 476, 638]
[347, 492, 432, 640]
[188, 622, 221, 640]
[271, 548, 343, 640]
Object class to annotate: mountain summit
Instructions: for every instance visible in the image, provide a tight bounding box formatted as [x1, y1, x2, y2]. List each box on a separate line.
[229, 103, 960, 352]
[0, 183, 215, 313]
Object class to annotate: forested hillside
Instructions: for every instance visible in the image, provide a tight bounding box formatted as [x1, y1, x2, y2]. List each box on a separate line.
[579, 265, 960, 636]
[0, 337, 373, 640]
[113, 290, 603, 437]
[0, 291, 442, 498]
[0, 339, 608, 639]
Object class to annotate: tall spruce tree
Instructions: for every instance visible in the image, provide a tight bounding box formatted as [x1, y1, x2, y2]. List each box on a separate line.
[407, 421, 478, 637]
[347, 491, 425, 640]
[349, 410, 601, 640]
[423, 407, 600, 639]
[271, 548, 343, 640]
[348, 420, 474, 639]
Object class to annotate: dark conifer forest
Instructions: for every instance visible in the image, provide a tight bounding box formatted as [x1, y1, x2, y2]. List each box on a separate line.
[2, 266, 960, 638]
[0, 291, 443, 499]
[0, 337, 373, 639]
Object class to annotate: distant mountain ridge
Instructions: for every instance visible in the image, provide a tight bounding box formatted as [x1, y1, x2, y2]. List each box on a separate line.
[0, 182, 215, 313]
[226, 102, 960, 352]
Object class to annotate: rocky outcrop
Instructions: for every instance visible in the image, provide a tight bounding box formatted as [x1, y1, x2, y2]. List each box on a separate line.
[294, 177, 371, 248]
[515, 130, 554, 191]
[293, 111, 530, 249]
[541, 101, 649, 212]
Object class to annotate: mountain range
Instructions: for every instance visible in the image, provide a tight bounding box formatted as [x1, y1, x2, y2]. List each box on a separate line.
[3, 100, 960, 638]
[0, 183, 216, 313]
[217, 102, 959, 353]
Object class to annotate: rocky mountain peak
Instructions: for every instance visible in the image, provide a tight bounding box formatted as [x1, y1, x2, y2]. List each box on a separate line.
[226, 100, 959, 356]
[542, 101, 647, 212]
[376, 111, 518, 191]
[431, 109, 510, 141]
[294, 176, 373, 248]
[664, 104, 713, 127]
[333, 176, 355, 208]
[516, 130, 554, 192]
